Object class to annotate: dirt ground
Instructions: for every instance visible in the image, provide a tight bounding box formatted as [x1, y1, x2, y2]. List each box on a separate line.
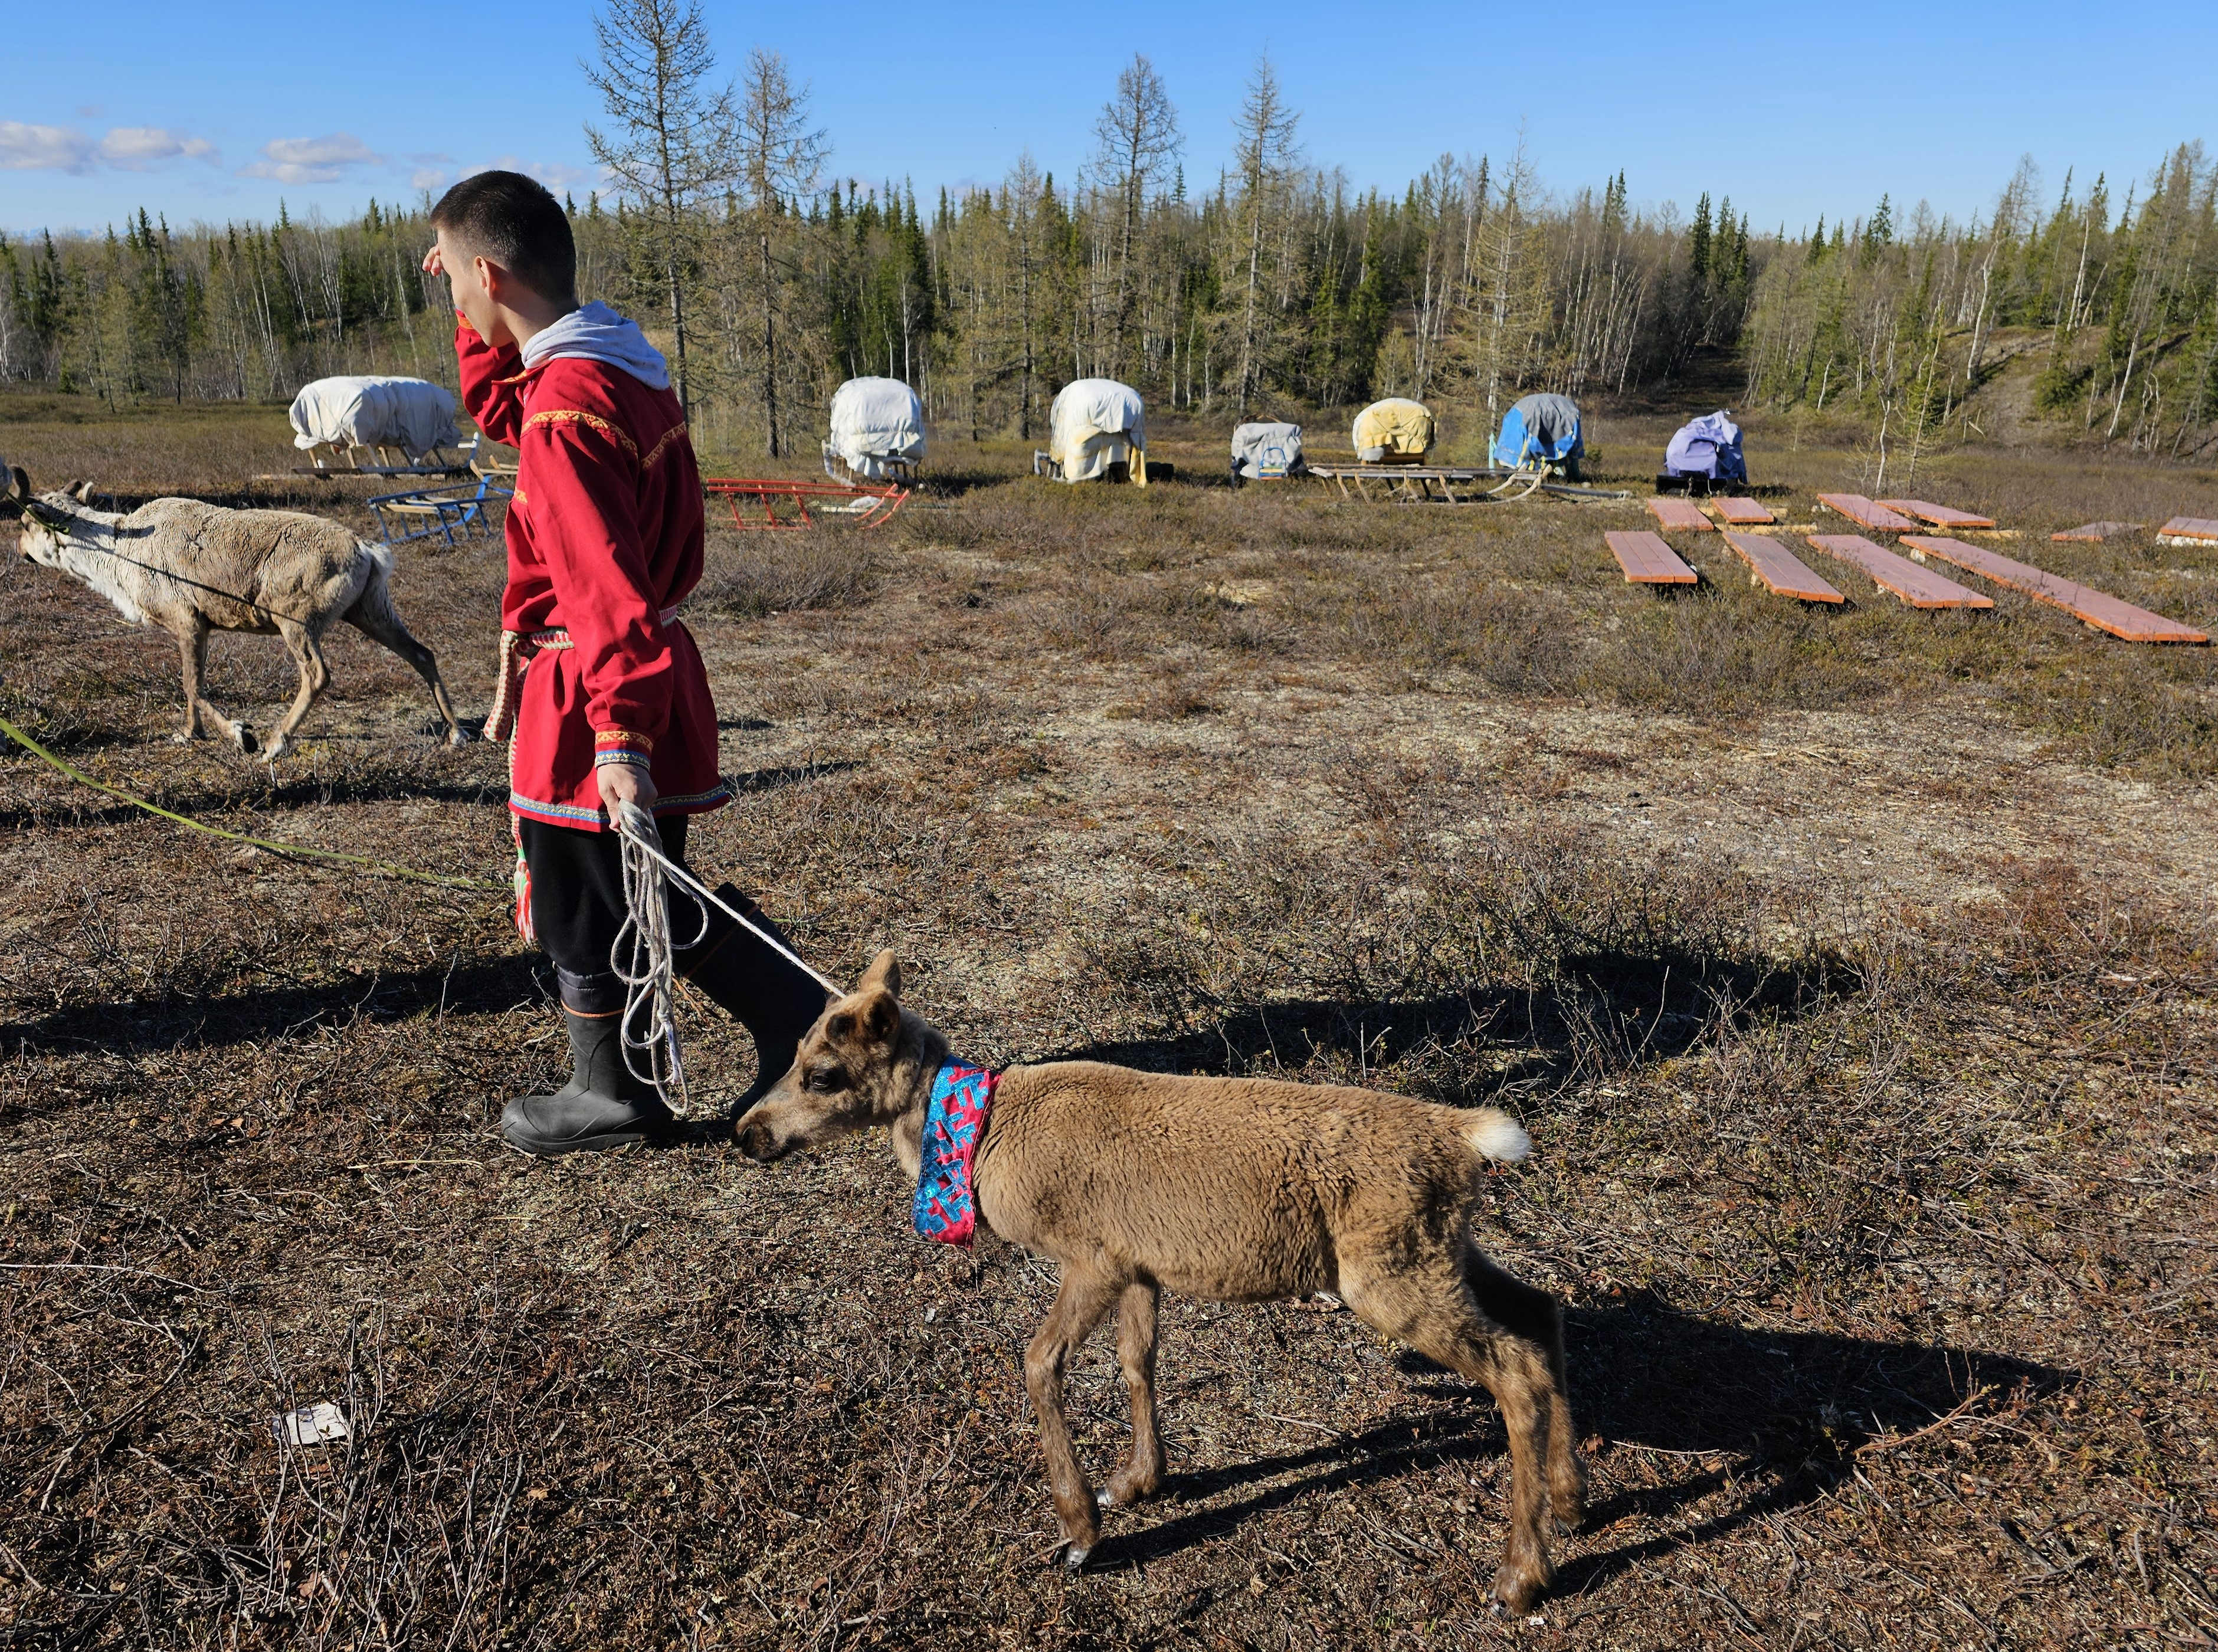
[2, 395, 2216, 1650]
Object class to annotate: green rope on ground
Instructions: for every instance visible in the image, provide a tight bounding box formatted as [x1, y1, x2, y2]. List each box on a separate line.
[0, 713, 507, 893]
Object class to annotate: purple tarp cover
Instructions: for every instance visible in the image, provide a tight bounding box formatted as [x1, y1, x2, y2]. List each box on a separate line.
[1665, 410, 1747, 481]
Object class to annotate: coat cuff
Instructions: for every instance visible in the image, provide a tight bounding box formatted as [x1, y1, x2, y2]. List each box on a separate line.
[592, 727, 654, 769]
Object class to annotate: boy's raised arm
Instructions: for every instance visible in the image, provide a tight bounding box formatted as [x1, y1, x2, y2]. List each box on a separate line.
[454, 314, 528, 447]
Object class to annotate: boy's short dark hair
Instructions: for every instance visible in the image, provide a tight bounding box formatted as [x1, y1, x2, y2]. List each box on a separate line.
[431, 170, 576, 302]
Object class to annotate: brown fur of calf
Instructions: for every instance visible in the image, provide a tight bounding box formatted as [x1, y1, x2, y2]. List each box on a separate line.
[734, 951, 1584, 1612]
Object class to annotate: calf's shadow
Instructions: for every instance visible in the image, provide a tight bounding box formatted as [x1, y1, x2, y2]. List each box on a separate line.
[1096, 1288, 2063, 1586]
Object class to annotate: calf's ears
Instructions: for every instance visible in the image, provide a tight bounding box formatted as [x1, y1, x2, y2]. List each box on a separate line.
[71, 481, 100, 505]
[857, 948, 902, 999]
[4, 467, 27, 509]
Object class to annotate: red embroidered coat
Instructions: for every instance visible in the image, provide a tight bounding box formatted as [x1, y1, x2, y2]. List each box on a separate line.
[456, 316, 727, 830]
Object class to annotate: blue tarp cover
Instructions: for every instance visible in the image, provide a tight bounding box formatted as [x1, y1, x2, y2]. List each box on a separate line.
[1665, 410, 1746, 481]
[1492, 392, 1583, 468]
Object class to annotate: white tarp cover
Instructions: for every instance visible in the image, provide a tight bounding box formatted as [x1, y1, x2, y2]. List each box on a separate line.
[825, 376, 926, 478]
[1231, 421, 1304, 478]
[1049, 378, 1146, 483]
[1353, 398, 1433, 461]
[289, 376, 458, 458]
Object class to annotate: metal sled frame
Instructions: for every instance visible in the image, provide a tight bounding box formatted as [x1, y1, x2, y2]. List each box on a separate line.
[703, 476, 910, 530]
[365, 438, 516, 548]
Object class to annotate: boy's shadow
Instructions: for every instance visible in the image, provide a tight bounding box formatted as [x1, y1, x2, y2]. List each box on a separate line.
[1099, 1289, 2064, 1584]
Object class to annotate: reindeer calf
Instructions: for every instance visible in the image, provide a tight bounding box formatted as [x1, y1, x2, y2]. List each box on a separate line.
[735, 952, 1584, 1612]
[7, 468, 466, 759]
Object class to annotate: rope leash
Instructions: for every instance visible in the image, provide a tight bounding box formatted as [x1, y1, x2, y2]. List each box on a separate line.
[607, 802, 842, 1115]
[610, 799, 705, 1110]
[0, 713, 505, 891]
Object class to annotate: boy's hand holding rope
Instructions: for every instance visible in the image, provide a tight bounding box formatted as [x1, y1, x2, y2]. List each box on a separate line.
[608, 800, 840, 1117]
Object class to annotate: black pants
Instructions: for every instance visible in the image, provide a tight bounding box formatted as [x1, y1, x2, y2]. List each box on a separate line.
[520, 816, 690, 1015]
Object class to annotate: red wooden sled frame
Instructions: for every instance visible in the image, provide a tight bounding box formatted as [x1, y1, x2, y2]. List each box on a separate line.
[703, 476, 910, 530]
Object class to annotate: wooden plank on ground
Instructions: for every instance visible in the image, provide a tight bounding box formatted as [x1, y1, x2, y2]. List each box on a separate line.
[1816, 493, 1917, 531]
[2157, 516, 2218, 545]
[1721, 532, 1843, 603]
[2051, 521, 2140, 542]
[1876, 498, 1997, 529]
[1716, 497, 1774, 525]
[1606, 530, 1699, 585]
[1646, 496, 1715, 532]
[1901, 536, 2208, 644]
[1804, 534, 1994, 609]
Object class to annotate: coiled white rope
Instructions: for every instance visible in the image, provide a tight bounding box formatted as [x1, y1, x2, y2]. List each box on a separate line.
[611, 801, 707, 1109]
[609, 801, 844, 1111]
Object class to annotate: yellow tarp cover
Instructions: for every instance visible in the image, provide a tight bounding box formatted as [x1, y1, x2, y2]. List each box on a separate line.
[1352, 398, 1434, 462]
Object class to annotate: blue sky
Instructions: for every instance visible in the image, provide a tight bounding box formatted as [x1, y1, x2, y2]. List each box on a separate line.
[4, 0, 2212, 240]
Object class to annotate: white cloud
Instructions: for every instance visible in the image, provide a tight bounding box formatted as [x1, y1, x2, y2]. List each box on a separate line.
[99, 127, 219, 169]
[240, 132, 383, 185]
[0, 122, 97, 173]
[3, 120, 224, 175]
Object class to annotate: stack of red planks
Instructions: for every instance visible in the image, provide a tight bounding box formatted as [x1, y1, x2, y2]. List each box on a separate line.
[1805, 535, 1993, 609]
[1646, 497, 1715, 532]
[2157, 517, 2218, 546]
[1816, 494, 1917, 532]
[1901, 537, 2207, 643]
[1721, 533, 1842, 602]
[1876, 499, 1998, 530]
[1715, 497, 1775, 525]
[1605, 530, 1699, 585]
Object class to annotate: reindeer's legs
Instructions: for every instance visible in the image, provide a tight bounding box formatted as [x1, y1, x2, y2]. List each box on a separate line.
[1023, 1265, 1121, 1567]
[1465, 1248, 1584, 1530]
[1102, 1279, 1165, 1508]
[1339, 1257, 1561, 1612]
[173, 620, 255, 753]
[173, 624, 205, 741]
[263, 621, 329, 761]
[343, 572, 469, 745]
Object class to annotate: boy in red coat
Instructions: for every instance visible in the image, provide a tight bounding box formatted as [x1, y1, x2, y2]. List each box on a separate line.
[424, 171, 825, 1155]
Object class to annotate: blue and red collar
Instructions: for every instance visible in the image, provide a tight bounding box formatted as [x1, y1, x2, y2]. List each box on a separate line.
[913, 1060, 997, 1246]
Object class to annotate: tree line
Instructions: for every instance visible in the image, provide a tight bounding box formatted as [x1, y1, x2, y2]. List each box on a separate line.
[1, 0, 2211, 465]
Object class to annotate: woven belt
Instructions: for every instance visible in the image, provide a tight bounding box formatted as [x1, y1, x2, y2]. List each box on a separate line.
[528, 605, 684, 652]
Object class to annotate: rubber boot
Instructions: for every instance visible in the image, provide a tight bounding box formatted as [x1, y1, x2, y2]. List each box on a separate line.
[502, 1008, 674, 1156]
[674, 884, 832, 1120]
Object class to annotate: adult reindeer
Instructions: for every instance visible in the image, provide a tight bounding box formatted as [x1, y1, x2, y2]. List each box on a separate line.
[5, 468, 469, 759]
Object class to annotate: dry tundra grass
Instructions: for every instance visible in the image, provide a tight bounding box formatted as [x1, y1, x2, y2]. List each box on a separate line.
[0, 388, 2214, 1649]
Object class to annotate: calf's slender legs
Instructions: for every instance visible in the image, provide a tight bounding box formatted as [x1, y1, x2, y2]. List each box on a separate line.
[1103, 1280, 1164, 1508]
[1023, 1267, 1121, 1565]
[1338, 1256, 1570, 1612]
[1024, 1250, 1575, 1608]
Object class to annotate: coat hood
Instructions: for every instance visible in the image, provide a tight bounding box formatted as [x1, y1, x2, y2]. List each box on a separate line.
[522, 301, 671, 391]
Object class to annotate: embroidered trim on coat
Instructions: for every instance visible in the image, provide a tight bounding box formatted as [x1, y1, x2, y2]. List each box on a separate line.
[507, 782, 732, 826]
[523, 407, 641, 462]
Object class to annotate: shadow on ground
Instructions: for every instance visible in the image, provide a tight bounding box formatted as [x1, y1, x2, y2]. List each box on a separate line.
[1055, 946, 1859, 1098]
[0, 952, 546, 1057]
[1095, 1288, 2064, 1584]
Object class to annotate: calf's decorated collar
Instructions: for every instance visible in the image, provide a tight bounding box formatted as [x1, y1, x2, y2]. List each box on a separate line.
[913, 1060, 997, 1247]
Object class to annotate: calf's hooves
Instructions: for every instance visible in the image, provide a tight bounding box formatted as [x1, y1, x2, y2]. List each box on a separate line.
[447, 726, 473, 746]
[1063, 1543, 1091, 1572]
[1489, 1564, 1545, 1614]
